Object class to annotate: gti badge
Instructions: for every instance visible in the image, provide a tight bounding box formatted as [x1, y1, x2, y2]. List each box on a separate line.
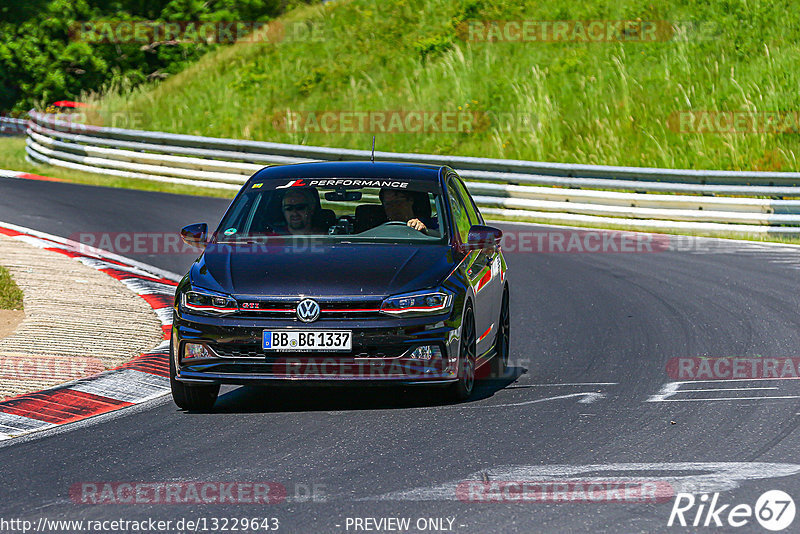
[296, 299, 320, 322]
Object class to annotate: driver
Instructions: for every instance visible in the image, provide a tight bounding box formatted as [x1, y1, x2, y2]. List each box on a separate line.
[379, 188, 433, 233]
[281, 189, 320, 235]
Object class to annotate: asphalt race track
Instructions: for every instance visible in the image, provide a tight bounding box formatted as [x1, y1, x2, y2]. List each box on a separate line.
[2, 176, 800, 533]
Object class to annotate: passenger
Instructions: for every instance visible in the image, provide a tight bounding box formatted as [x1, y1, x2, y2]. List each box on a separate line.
[280, 189, 320, 235]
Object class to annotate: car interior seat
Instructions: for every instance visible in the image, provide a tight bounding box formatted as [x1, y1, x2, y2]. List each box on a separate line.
[354, 204, 388, 233]
[314, 208, 337, 232]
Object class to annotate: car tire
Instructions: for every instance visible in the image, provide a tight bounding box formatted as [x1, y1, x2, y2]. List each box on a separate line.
[447, 304, 476, 402]
[169, 340, 219, 411]
[490, 286, 510, 378]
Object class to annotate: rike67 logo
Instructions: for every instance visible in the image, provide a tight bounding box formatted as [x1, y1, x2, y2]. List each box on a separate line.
[668, 490, 795, 531]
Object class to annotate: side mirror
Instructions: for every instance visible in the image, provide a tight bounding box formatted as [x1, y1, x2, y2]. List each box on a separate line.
[466, 225, 502, 252]
[180, 223, 208, 249]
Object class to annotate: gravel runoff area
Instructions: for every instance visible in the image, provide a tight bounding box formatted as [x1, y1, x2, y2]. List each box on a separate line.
[0, 233, 164, 400]
[0, 310, 24, 339]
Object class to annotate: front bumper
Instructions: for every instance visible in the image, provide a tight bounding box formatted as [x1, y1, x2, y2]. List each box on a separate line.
[172, 310, 461, 386]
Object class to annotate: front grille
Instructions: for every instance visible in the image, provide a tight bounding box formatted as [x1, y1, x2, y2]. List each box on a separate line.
[235, 298, 384, 319]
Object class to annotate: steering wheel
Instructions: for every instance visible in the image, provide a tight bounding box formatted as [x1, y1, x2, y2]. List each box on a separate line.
[381, 221, 410, 226]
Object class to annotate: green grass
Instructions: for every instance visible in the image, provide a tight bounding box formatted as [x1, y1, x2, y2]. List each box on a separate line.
[85, 0, 800, 172]
[0, 266, 23, 310]
[0, 138, 236, 199]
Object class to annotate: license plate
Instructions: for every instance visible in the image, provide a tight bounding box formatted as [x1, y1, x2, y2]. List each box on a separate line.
[262, 330, 352, 352]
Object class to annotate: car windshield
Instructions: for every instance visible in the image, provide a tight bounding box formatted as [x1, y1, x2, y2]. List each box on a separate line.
[215, 177, 445, 244]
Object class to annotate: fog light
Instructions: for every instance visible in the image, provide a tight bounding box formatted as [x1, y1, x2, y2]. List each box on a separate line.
[409, 345, 441, 360]
[184, 343, 210, 359]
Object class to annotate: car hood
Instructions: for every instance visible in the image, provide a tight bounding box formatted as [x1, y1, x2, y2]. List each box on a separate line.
[190, 243, 456, 298]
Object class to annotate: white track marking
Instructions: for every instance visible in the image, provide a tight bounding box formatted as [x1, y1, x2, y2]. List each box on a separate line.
[150, 340, 170, 352]
[653, 395, 800, 402]
[76, 257, 176, 281]
[120, 278, 177, 296]
[648, 379, 800, 402]
[69, 369, 170, 403]
[0, 412, 55, 434]
[476, 392, 607, 408]
[13, 234, 69, 250]
[510, 382, 618, 387]
[365, 462, 800, 502]
[681, 387, 779, 392]
[153, 307, 174, 325]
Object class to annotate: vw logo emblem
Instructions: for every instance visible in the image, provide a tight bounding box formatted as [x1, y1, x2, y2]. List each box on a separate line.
[296, 299, 320, 322]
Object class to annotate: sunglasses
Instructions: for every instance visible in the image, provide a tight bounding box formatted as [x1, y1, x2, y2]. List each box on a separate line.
[283, 203, 309, 212]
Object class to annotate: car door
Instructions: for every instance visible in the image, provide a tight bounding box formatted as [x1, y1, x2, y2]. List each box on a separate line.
[452, 174, 504, 353]
[446, 175, 495, 359]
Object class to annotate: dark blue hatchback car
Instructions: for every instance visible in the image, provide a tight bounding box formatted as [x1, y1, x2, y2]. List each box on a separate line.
[171, 161, 509, 409]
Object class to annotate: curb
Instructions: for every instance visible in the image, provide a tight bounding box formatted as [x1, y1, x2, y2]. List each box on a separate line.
[0, 222, 180, 440]
[0, 168, 64, 182]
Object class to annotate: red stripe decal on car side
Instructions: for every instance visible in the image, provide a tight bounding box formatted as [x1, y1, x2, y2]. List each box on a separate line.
[477, 324, 493, 343]
[475, 268, 492, 293]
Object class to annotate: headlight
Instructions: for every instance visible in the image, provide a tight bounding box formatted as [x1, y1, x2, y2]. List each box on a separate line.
[181, 288, 237, 315]
[380, 290, 453, 316]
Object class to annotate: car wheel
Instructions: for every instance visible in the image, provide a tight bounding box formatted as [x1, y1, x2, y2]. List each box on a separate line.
[447, 304, 476, 402]
[169, 340, 219, 411]
[491, 287, 510, 378]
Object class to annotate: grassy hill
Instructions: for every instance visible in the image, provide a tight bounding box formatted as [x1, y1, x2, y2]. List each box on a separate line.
[87, 0, 800, 171]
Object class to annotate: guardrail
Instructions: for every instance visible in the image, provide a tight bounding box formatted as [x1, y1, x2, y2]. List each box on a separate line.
[24, 111, 800, 236]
